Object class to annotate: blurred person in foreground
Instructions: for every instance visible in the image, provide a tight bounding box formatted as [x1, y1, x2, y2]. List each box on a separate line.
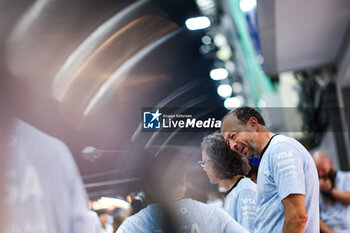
[0, 73, 94, 233]
[313, 151, 350, 233]
[116, 148, 249, 233]
[3, 118, 96, 233]
[201, 132, 256, 232]
[221, 106, 319, 233]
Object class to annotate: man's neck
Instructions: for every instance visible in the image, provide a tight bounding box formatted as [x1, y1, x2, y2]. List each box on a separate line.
[257, 129, 275, 157]
[218, 175, 244, 192]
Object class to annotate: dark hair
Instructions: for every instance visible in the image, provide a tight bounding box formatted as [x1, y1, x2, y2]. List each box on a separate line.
[96, 209, 108, 216]
[201, 132, 250, 179]
[224, 106, 265, 126]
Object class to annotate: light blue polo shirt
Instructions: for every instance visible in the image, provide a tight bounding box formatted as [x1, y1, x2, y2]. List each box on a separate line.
[224, 177, 257, 232]
[117, 198, 249, 233]
[320, 171, 350, 233]
[255, 135, 319, 233]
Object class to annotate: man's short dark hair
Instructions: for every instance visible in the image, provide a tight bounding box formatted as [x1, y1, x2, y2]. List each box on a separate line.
[201, 132, 250, 179]
[224, 106, 265, 126]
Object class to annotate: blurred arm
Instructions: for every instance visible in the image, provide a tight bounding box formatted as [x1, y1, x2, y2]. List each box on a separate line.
[330, 188, 350, 205]
[320, 219, 335, 233]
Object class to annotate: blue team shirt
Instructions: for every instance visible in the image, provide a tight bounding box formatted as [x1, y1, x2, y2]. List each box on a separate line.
[224, 177, 256, 232]
[117, 198, 249, 233]
[255, 135, 319, 233]
[320, 171, 350, 233]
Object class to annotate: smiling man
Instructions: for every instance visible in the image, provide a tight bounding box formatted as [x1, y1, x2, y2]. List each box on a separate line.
[221, 106, 320, 233]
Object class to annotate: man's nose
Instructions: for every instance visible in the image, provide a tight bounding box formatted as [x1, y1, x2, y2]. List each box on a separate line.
[230, 141, 239, 152]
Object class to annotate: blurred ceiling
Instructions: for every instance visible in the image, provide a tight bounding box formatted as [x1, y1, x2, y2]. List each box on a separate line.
[1, 0, 224, 198]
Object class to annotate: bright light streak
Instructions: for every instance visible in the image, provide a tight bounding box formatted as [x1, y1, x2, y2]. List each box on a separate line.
[185, 16, 211, 31]
[224, 97, 242, 109]
[239, 0, 257, 13]
[217, 84, 232, 98]
[209, 68, 228, 81]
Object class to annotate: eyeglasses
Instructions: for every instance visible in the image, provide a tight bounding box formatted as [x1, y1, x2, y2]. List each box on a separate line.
[198, 159, 211, 168]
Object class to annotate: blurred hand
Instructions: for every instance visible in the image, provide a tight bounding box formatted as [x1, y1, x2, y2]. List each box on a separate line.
[320, 178, 332, 192]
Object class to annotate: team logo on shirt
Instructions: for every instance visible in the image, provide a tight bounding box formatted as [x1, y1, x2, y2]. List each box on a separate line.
[143, 109, 162, 129]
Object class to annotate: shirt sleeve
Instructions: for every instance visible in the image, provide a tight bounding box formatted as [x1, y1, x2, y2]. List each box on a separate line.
[269, 142, 306, 201]
[236, 189, 256, 232]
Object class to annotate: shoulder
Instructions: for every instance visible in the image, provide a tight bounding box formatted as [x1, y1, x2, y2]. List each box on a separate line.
[237, 181, 257, 200]
[15, 119, 71, 155]
[13, 119, 78, 176]
[186, 199, 225, 215]
[266, 135, 310, 162]
[119, 206, 152, 229]
[241, 177, 257, 190]
[269, 135, 304, 151]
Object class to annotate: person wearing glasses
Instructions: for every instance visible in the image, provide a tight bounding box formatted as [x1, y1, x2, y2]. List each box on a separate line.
[117, 148, 249, 233]
[200, 132, 257, 232]
[221, 106, 319, 233]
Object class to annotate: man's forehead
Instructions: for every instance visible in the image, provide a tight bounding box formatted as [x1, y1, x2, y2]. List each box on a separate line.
[221, 115, 242, 132]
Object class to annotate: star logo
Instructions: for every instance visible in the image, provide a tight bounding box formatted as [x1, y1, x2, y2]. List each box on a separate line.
[143, 109, 162, 129]
[151, 109, 161, 122]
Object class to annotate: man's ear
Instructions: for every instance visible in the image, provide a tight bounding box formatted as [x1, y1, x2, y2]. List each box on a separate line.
[248, 117, 259, 130]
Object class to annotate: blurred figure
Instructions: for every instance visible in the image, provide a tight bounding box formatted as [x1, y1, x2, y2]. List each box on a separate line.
[130, 191, 148, 216]
[116, 148, 249, 233]
[313, 151, 350, 233]
[96, 209, 113, 233]
[221, 106, 319, 233]
[247, 157, 260, 184]
[3, 119, 95, 233]
[201, 133, 256, 232]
